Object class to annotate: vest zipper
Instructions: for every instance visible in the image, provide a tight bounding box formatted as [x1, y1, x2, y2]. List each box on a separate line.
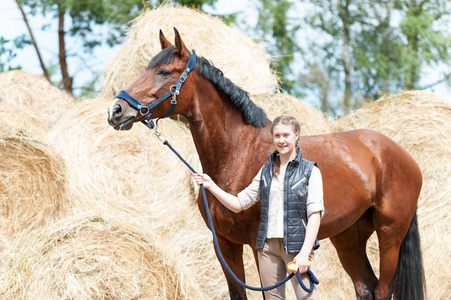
[283, 162, 292, 255]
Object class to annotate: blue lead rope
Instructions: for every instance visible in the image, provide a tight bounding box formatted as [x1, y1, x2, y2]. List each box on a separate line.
[161, 138, 319, 292]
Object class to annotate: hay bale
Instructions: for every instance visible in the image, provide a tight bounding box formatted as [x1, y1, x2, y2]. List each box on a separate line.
[0, 103, 53, 138]
[100, 6, 278, 99]
[251, 93, 334, 135]
[1, 214, 200, 299]
[0, 230, 10, 269]
[0, 126, 69, 237]
[331, 90, 451, 299]
[0, 231, 8, 253]
[45, 97, 201, 232]
[0, 71, 74, 136]
[167, 211, 230, 299]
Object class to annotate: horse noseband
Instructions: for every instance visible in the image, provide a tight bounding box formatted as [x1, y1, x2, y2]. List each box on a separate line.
[116, 52, 197, 129]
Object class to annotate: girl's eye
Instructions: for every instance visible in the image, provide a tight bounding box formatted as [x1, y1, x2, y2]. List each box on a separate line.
[157, 68, 171, 78]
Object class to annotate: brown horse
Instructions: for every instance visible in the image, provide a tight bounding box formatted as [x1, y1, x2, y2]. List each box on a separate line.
[107, 29, 425, 300]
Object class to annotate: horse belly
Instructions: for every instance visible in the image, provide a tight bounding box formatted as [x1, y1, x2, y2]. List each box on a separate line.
[318, 173, 374, 239]
[300, 131, 379, 239]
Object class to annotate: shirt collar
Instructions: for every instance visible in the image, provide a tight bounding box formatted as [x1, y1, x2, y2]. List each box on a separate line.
[268, 147, 303, 165]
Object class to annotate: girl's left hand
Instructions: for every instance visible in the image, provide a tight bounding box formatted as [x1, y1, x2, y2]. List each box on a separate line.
[293, 253, 310, 274]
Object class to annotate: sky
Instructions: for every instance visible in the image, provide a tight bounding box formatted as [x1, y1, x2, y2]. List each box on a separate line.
[1, 0, 450, 102]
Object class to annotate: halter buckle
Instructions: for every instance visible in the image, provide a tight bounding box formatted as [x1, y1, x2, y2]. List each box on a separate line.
[139, 107, 149, 116]
[180, 70, 188, 83]
[170, 85, 179, 104]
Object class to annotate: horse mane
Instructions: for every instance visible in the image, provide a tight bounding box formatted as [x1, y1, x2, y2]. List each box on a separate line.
[147, 46, 177, 70]
[147, 47, 268, 128]
[195, 53, 267, 128]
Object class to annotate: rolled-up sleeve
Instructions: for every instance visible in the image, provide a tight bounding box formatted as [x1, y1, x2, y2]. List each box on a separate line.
[237, 167, 262, 210]
[307, 166, 325, 218]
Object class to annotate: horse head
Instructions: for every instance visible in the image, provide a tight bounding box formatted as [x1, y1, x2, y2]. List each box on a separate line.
[108, 28, 195, 130]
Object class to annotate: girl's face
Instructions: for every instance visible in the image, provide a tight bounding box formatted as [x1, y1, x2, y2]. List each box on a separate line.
[272, 123, 299, 157]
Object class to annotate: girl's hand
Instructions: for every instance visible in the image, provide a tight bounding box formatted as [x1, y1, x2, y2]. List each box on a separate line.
[293, 252, 311, 274]
[193, 173, 213, 189]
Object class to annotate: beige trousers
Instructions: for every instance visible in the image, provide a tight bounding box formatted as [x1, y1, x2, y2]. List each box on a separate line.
[257, 238, 319, 300]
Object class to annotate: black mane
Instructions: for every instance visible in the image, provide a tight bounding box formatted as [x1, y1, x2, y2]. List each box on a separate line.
[196, 54, 267, 128]
[147, 46, 177, 70]
[147, 48, 268, 128]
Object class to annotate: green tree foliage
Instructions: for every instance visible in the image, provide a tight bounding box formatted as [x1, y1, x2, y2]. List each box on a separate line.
[398, 0, 451, 90]
[253, 0, 451, 114]
[353, 0, 451, 99]
[21, 0, 146, 48]
[15, 0, 220, 97]
[150, 0, 218, 8]
[0, 35, 31, 72]
[18, 0, 147, 96]
[254, 0, 301, 96]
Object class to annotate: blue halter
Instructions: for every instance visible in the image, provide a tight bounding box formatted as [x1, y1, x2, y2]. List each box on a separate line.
[116, 52, 197, 129]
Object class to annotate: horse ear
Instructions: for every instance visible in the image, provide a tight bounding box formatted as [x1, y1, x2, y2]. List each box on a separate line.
[159, 30, 172, 50]
[173, 27, 190, 58]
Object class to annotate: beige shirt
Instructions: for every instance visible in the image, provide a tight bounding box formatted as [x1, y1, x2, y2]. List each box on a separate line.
[237, 166, 324, 238]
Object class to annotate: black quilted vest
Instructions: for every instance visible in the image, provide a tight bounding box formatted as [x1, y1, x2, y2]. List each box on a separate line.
[255, 148, 320, 254]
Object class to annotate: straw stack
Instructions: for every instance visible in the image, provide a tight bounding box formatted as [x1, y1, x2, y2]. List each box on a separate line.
[100, 6, 278, 99]
[324, 90, 451, 299]
[0, 126, 69, 238]
[0, 230, 9, 269]
[44, 97, 201, 233]
[251, 93, 334, 135]
[0, 70, 74, 137]
[0, 214, 200, 299]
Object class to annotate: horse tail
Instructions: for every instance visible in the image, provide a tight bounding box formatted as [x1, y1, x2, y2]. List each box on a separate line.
[392, 210, 426, 300]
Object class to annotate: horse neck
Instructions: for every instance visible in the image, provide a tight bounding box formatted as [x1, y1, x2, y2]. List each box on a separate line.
[183, 75, 270, 182]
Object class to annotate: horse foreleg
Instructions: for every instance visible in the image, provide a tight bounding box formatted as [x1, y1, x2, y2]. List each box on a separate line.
[330, 211, 378, 300]
[215, 235, 247, 300]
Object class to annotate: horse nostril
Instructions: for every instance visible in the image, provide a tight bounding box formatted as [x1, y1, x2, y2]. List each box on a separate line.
[113, 104, 122, 117]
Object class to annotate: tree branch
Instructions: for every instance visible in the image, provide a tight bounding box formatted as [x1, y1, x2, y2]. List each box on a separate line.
[15, 0, 51, 81]
[421, 73, 451, 89]
[369, 0, 382, 23]
[58, 7, 73, 96]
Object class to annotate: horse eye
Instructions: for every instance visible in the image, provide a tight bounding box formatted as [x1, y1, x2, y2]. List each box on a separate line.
[157, 68, 171, 78]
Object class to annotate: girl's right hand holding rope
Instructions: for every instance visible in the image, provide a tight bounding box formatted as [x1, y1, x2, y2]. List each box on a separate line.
[193, 173, 243, 213]
[193, 173, 213, 189]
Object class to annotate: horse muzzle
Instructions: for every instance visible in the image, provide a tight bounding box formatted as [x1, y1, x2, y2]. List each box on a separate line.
[107, 100, 138, 131]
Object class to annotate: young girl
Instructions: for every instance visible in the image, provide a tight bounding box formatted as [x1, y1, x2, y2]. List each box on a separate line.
[193, 115, 324, 300]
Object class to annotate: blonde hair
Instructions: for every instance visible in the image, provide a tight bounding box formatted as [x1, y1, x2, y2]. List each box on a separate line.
[271, 115, 301, 176]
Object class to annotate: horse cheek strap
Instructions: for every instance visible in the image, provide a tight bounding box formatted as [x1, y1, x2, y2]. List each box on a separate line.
[115, 53, 197, 129]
